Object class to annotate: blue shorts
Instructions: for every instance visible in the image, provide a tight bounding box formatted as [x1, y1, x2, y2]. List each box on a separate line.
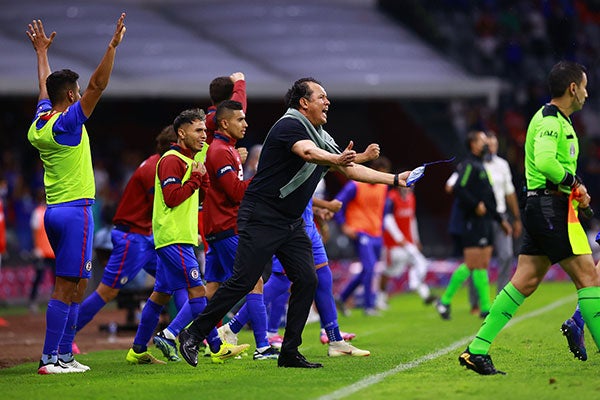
[272, 222, 328, 274]
[45, 204, 94, 279]
[204, 235, 238, 283]
[101, 229, 157, 289]
[154, 244, 203, 293]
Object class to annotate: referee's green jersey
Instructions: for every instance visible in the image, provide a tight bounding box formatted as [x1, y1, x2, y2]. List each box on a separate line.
[524, 104, 578, 194]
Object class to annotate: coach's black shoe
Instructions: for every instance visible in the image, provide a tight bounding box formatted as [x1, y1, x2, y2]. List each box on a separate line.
[179, 328, 201, 367]
[459, 348, 505, 375]
[278, 351, 323, 368]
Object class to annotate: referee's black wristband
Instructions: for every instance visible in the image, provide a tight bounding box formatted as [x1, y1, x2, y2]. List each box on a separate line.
[560, 172, 581, 188]
[393, 173, 399, 187]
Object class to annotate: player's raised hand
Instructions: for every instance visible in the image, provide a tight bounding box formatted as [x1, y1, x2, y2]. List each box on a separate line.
[230, 72, 245, 82]
[26, 19, 56, 51]
[337, 141, 356, 166]
[110, 13, 126, 48]
[237, 147, 248, 164]
[362, 143, 380, 162]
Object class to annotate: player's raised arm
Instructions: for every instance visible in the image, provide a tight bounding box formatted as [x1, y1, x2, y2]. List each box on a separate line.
[26, 19, 56, 101]
[80, 13, 126, 117]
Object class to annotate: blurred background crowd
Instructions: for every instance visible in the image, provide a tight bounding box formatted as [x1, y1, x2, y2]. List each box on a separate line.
[1, 0, 599, 305]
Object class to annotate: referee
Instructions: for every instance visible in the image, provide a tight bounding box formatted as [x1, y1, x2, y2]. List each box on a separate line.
[460, 61, 600, 375]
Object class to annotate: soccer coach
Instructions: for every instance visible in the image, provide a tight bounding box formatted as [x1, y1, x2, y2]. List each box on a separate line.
[180, 77, 411, 368]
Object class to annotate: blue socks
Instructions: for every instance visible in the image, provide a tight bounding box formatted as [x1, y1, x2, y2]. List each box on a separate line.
[183, 296, 220, 353]
[181, 296, 219, 353]
[42, 299, 70, 358]
[166, 300, 191, 337]
[58, 302, 80, 355]
[76, 291, 106, 332]
[263, 272, 290, 334]
[166, 296, 205, 337]
[247, 293, 269, 348]
[172, 288, 188, 312]
[314, 266, 342, 342]
[224, 293, 270, 348]
[207, 329, 222, 353]
[229, 304, 249, 334]
[268, 291, 289, 333]
[132, 299, 163, 352]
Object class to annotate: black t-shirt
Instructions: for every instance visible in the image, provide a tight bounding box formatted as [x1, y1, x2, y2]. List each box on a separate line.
[455, 153, 501, 223]
[243, 117, 330, 220]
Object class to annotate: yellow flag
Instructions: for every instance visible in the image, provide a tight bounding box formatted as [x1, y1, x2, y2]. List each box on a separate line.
[568, 190, 592, 255]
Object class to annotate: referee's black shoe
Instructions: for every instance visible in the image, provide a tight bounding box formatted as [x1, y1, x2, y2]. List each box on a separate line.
[278, 351, 323, 368]
[179, 328, 202, 367]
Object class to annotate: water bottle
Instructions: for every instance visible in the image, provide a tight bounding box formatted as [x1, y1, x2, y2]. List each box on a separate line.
[108, 321, 118, 343]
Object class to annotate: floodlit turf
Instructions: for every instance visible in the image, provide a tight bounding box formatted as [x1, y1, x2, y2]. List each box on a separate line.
[2, 281, 599, 400]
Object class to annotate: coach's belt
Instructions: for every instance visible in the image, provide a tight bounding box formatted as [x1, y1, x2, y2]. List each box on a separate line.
[526, 189, 567, 197]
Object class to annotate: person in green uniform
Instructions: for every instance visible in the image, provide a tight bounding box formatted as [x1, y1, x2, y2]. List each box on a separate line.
[459, 60, 600, 375]
[435, 131, 511, 321]
[27, 14, 126, 375]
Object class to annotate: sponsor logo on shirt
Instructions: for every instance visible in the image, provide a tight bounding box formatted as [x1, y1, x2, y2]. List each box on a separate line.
[162, 176, 181, 187]
[540, 130, 558, 138]
[217, 165, 234, 178]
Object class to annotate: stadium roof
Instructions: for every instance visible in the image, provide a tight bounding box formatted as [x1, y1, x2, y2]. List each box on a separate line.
[0, 0, 501, 104]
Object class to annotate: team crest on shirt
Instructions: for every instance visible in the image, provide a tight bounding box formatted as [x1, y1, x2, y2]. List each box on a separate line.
[85, 260, 92, 272]
[190, 268, 200, 281]
[120, 277, 129, 285]
[570, 143, 576, 157]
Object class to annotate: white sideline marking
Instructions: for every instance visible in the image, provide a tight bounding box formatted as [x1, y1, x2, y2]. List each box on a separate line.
[317, 295, 575, 400]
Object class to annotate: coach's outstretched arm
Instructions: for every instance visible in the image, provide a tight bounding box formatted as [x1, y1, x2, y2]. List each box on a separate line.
[338, 162, 410, 187]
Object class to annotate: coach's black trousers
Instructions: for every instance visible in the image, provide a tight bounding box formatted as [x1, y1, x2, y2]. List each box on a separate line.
[187, 201, 318, 355]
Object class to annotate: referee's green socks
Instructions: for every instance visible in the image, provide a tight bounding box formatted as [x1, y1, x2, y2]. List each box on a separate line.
[468, 282, 525, 355]
[440, 263, 470, 305]
[577, 286, 600, 350]
[471, 269, 491, 313]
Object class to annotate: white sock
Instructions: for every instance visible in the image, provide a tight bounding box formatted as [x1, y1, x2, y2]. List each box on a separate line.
[163, 329, 176, 341]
